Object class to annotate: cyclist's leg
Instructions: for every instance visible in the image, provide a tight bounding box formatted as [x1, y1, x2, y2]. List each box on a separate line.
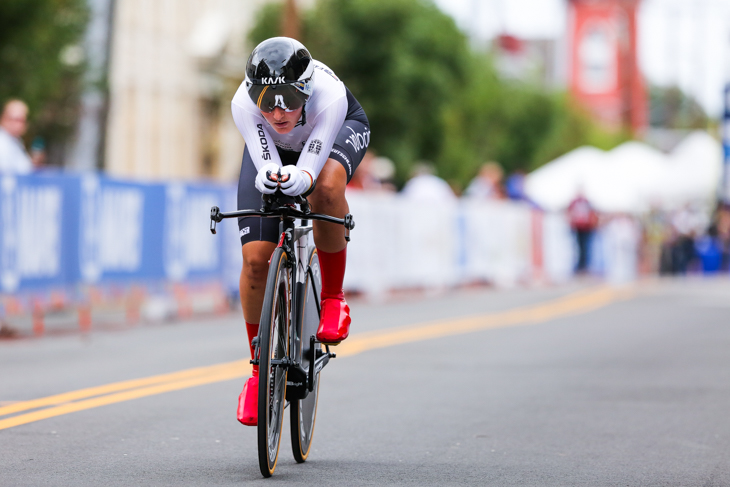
[307, 120, 369, 343]
[240, 242, 276, 323]
[238, 146, 280, 320]
[237, 146, 279, 425]
[309, 160, 349, 252]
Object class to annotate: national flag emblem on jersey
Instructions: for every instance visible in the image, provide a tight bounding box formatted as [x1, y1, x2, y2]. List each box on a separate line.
[292, 79, 314, 97]
[308, 139, 323, 155]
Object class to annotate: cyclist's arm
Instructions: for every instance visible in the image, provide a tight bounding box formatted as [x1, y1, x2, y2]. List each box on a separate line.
[231, 101, 283, 170]
[295, 95, 347, 178]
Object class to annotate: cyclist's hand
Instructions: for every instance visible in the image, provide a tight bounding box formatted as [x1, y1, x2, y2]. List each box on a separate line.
[255, 163, 281, 194]
[279, 166, 314, 196]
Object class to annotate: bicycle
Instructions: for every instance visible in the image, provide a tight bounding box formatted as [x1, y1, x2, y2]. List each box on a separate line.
[210, 191, 355, 478]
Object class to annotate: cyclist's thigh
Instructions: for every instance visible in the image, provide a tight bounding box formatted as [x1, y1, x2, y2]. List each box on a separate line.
[238, 145, 280, 246]
[329, 120, 370, 184]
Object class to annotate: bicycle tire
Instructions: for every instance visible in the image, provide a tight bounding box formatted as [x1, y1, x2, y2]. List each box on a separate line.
[290, 247, 322, 463]
[257, 247, 290, 478]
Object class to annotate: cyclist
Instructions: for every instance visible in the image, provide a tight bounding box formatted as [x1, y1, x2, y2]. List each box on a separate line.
[231, 37, 369, 425]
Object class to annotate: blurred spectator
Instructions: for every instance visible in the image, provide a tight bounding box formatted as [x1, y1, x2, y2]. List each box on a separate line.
[30, 136, 47, 168]
[464, 161, 504, 199]
[347, 151, 396, 192]
[667, 204, 707, 274]
[0, 99, 33, 174]
[505, 170, 526, 200]
[401, 163, 456, 202]
[567, 191, 599, 273]
[640, 208, 669, 274]
[603, 214, 640, 283]
[694, 224, 723, 274]
[718, 203, 730, 271]
[504, 170, 539, 207]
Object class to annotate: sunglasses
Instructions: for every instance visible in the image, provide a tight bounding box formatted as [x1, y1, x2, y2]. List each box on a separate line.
[247, 84, 309, 113]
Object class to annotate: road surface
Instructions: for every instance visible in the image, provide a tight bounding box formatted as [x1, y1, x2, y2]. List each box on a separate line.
[2, 278, 729, 486]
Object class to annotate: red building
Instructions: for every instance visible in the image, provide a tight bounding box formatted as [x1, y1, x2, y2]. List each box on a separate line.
[568, 0, 646, 135]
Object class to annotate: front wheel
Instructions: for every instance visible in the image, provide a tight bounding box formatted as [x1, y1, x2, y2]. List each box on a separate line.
[257, 247, 290, 478]
[291, 247, 322, 463]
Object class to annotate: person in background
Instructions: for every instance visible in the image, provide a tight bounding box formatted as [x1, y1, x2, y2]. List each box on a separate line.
[505, 169, 539, 208]
[401, 163, 456, 202]
[719, 203, 730, 271]
[669, 204, 707, 274]
[346, 150, 395, 192]
[0, 99, 33, 174]
[30, 137, 47, 168]
[694, 224, 723, 274]
[567, 191, 599, 273]
[464, 161, 504, 200]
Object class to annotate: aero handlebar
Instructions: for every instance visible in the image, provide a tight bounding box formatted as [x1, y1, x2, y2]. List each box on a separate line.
[209, 193, 355, 237]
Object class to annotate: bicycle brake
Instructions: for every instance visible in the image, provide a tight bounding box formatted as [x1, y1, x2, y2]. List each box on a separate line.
[251, 336, 260, 365]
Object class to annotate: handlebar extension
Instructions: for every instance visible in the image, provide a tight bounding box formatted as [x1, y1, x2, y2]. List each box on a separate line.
[209, 194, 354, 236]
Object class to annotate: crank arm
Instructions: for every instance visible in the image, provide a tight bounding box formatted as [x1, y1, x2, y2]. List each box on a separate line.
[307, 335, 336, 392]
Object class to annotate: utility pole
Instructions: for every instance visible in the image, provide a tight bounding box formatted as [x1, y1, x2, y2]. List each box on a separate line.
[67, 0, 115, 172]
[282, 0, 300, 40]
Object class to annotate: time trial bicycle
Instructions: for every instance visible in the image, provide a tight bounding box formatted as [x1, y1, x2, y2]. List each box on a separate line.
[210, 190, 355, 477]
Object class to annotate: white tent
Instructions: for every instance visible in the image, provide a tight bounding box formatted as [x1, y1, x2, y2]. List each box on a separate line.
[586, 141, 667, 213]
[523, 146, 605, 211]
[657, 131, 723, 209]
[525, 131, 722, 213]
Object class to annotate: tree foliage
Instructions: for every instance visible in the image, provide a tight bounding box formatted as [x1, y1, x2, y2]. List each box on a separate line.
[249, 0, 625, 188]
[0, 0, 88, 157]
[649, 85, 708, 130]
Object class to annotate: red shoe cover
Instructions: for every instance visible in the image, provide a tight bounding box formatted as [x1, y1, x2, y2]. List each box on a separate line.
[316, 297, 351, 344]
[237, 374, 258, 426]
[238, 322, 259, 425]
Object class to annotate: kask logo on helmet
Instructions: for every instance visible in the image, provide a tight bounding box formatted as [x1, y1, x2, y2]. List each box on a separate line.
[262, 76, 286, 84]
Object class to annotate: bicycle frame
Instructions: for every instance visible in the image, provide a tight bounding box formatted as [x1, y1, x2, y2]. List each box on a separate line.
[210, 194, 354, 395]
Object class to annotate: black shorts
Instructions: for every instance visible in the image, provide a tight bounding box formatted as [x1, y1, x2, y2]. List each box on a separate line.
[237, 119, 370, 246]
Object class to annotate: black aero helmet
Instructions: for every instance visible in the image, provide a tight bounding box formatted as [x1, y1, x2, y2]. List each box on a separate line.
[245, 37, 314, 113]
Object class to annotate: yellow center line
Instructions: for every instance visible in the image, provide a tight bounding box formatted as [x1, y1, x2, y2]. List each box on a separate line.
[0, 360, 248, 417]
[0, 285, 635, 431]
[0, 366, 246, 431]
[336, 284, 635, 357]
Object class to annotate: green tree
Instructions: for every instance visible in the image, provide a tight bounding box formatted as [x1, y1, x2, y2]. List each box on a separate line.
[0, 0, 89, 161]
[649, 85, 708, 129]
[248, 0, 624, 189]
[251, 0, 471, 182]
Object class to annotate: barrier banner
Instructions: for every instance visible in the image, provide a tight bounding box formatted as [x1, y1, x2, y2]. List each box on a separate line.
[162, 182, 226, 282]
[78, 174, 164, 284]
[0, 174, 73, 293]
[0, 172, 580, 299]
[219, 187, 242, 293]
[0, 173, 239, 294]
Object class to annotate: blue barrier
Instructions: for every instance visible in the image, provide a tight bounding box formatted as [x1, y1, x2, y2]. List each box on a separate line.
[0, 172, 241, 295]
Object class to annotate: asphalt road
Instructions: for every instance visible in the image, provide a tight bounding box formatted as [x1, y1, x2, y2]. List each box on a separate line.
[2, 278, 730, 486]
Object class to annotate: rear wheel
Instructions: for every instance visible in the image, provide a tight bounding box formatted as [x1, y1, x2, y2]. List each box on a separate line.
[291, 247, 322, 463]
[257, 247, 290, 478]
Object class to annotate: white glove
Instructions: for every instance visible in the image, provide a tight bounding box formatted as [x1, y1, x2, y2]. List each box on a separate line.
[255, 163, 281, 194]
[279, 165, 314, 196]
